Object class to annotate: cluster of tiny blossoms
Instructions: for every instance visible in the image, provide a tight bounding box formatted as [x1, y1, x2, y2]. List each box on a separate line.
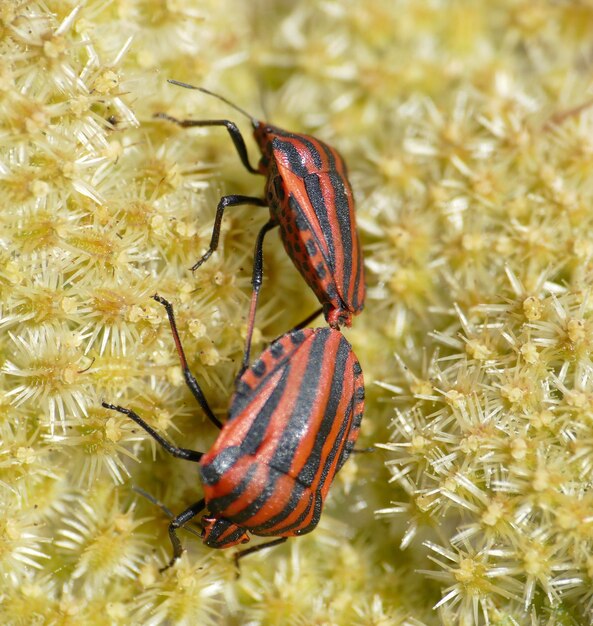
[0, 1, 274, 623]
[248, 0, 593, 622]
[5, 0, 593, 624]
[358, 7, 593, 626]
[2, 0, 410, 624]
[380, 274, 593, 624]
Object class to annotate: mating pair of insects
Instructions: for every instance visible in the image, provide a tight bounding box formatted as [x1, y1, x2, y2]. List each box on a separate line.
[103, 80, 366, 570]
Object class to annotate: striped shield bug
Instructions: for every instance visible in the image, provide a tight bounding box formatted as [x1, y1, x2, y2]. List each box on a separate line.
[102, 295, 364, 569]
[155, 80, 365, 367]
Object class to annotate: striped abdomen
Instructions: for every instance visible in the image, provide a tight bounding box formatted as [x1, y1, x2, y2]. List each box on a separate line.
[256, 124, 365, 328]
[199, 327, 364, 538]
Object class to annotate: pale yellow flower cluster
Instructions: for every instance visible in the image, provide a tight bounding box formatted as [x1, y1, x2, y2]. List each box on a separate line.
[3, 1, 593, 624]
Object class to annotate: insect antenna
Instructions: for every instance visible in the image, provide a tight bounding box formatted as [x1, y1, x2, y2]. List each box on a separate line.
[167, 79, 259, 125]
[132, 486, 203, 540]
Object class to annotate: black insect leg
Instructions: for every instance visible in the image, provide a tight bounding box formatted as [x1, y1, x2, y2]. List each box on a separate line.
[290, 308, 324, 332]
[154, 114, 260, 174]
[233, 537, 288, 575]
[266, 308, 324, 346]
[102, 403, 203, 462]
[241, 220, 278, 375]
[190, 195, 267, 271]
[352, 446, 376, 454]
[161, 498, 207, 572]
[101, 405, 209, 570]
[152, 295, 223, 430]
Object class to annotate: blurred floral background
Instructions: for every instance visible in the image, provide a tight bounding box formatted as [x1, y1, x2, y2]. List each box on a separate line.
[3, 1, 593, 624]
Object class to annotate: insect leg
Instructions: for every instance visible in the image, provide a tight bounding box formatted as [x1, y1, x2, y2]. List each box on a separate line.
[290, 308, 324, 332]
[266, 308, 324, 346]
[154, 114, 259, 174]
[161, 498, 207, 572]
[351, 446, 375, 454]
[102, 402, 203, 462]
[152, 295, 223, 430]
[191, 195, 267, 271]
[233, 537, 287, 574]
[241, 220, 278, 373]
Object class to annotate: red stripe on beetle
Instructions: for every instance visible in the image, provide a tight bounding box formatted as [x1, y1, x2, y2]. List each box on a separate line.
[102, 296, 365, 568]
[256, 125, 365, 328]
[263, 131, 364, 322]
[155, 84, 365, 330]
[201, 327, 364, 538]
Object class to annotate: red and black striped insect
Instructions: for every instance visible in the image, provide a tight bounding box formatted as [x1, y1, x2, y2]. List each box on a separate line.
[103, 295, 364, 568]
[155, 80, 365, 367]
